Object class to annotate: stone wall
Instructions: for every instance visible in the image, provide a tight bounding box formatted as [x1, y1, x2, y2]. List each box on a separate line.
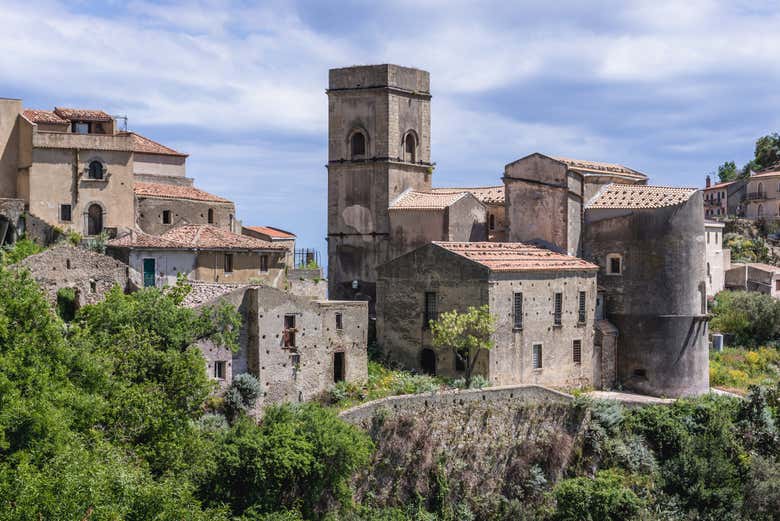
[14, 244, 131, 308]
[0, 99, 22, 198]
[136, 197, 235, 235]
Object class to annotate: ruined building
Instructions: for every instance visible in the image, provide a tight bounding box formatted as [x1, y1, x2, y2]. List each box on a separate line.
[328, 64, 709, 397]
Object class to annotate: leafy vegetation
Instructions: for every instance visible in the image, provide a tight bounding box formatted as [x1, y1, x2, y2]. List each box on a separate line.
[711, 132, 780, 180]
[710, 347, 780, 392]
[0, 236, 43, 265]
[710, 291, 780, 346]
[723, 234, 774, 264]
[430, 304, 495, 386]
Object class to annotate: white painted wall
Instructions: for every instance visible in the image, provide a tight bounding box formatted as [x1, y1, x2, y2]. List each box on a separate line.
[128, 249, 196, 287]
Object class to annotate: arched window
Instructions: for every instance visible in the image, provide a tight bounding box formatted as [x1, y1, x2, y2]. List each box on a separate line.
[489, 213, 496, 231]
[88, 160, 104, 180]
[404, 132, 416, 163]
[207, 208, 214, 224]
[351, 132, 366, 158]
[758, 182, 764, 195]
[87, 203, 103, 235]
[757, 204, 764, 218]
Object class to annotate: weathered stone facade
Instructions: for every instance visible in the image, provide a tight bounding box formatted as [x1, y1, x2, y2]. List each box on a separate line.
[136, 196, 236, 236]
[376, 242, 598, 387]
[188, 283, 368, 405]
[13, 244, 131, 308]
[725, 262, 780, 298]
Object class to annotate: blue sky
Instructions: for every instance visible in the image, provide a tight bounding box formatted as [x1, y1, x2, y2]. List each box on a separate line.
[1, 0, 779, 257]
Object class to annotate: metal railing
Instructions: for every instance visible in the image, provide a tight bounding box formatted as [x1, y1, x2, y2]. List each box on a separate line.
[747, 191, 767, 201]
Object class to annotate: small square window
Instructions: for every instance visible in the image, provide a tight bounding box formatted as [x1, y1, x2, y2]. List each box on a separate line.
[532, 343, 543, 370]
[60, 204, 72, 222]
[224, 253, 233, 274]
[607, 254, 622, 275]
[213, 361, 226, 380]
[162, 210, 171, 224]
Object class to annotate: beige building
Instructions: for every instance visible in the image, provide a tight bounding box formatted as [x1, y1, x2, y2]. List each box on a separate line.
[725, 262, 780, 298]
[0, 99, 238, 242]
[377, 242, 598, 388]
[107, 224, 287, 287]
[184, 282, 369, 404]
[705, 221, 729, 297]
[242, 225, 296, 267]
[745, 169, 780, 219]
[703, 176, 746, 219]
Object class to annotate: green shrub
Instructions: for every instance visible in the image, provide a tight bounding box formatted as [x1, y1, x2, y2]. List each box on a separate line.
[710, 291, 780, 346]
[1, 237, 43, 265]
[552, 470, 643, 521]
[56, 286, 77, 322]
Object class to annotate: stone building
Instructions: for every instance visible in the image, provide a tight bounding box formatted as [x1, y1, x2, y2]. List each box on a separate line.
[744, 168, 780, 219]
[12, 244, 131, 308]
[184, 282, 368, 404]
[725, 262, 780, 298]
[107, 224, 287, 287]
[242, 225, 296, 267]
[0, 100, 238, 242]
[376, 242, 598, 387]
[582, 184, 709, 397]
[704, 220, 729, 297]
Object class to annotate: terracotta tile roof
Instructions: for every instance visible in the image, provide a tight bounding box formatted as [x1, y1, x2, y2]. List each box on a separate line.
[587, 184, 697, 209]
[748, 169, 780, 179]
[704, 180, 736, 190]
[109, 225, 285, 251]
[243, 226, 296, 239]
[552, 156, 648, 181]
[431, 185, 504, 205]
[433, 242, 598, 272]
[125, 132, 187, 157]
[390, 189, 470, 210]
[22, 109, 68, 125]
[162, 225, 285, 250]
[53, 107, 112, 122]
[134, 182, 232, 203]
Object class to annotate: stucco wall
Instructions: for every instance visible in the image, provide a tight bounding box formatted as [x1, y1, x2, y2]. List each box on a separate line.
[126, 249, 196, 287]
[0, 99, 22, 198]
[705, 223, 726, 297]
[194, 250, 285, 286]
[132, 153, 186, 177]
[583, 194, 709, 397]
[745, 176, 780, 219]
[136, 197, 235, 235]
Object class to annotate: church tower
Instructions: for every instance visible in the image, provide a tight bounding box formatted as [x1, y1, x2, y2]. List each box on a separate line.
[327, 64, 432, 310]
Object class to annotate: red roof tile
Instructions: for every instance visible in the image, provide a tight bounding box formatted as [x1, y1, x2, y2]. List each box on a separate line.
[390, 189, 471, 210]
[53, 107, 112, 122]
[134, 182, 232, 203]
[22, 109, 68, 125]
[587, 184, 696, 209]
[109, 225, 285, 251]
[431, 185, 504, 205]
[243, 226, 296, 239]
[552, 156, 648, 181]
[125, 132, 187, 157]
[704, 180, 736, 190]
[434, 242, 598, 272]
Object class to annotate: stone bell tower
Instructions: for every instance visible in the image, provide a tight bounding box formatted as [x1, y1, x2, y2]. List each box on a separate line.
[326, 64, 432, 311]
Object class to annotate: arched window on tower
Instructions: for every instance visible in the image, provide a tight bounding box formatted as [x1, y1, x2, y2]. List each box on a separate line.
[88, 160, 104, 180]
[404, 133, 416, 163]
[351, 132, 366, 158]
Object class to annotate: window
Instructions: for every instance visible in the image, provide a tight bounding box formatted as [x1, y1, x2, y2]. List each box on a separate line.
[213, 361, 226, 380]
[335, 312, 343, 330]
[229, 214, 234, 231]
[162, 210, 171, 224]
[224, 253, 233, 274]
[87, 203, 103, 236]
[607, 254, 622, 275]
[513, 292, 523, 329]
[87, 160, 103, 180]
[707, 231, 710, 244]
[351, 132, 366, 157]
[775, 279, 780, 291]
[260, 254, 269, 272]
[489, 213, 496, 231]
[578, 291, 586, 323]
[333, 352, 345, 382]
[424, 291, 437, 328]
[553, 292, 562, 326]
[207, 208, 214, 224]
[532, 343, 542, 370]
[283, 314, 296, 347]
[89, 280, 96, 293]
[74, 122, 89, 134]
[60, 204, 72, 222]
[572, 340, 582, 365]
[404, 132, 416, 162]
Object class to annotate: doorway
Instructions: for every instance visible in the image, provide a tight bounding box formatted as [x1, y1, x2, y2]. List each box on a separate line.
[142, 258, 156, 288]
[87, 203, 103, 235]
[333, 352, 345, 383]
[421, 348, 436, 376]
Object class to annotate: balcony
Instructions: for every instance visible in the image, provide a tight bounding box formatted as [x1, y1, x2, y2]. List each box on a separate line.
[33, 131, 133, 152]
[747, 191, 767, 201]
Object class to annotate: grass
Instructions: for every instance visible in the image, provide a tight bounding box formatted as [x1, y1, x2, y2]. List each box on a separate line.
[710, 346, 780, 394]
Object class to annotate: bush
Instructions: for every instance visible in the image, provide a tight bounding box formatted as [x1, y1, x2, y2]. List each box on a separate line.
[1, 236, 43, 265]
[710, 347, 780, 391]
[552, 470, 643, 521]
[710, 291, 780, 346]
[56, 286, 77, 322]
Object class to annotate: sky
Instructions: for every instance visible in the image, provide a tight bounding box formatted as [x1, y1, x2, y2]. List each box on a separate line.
[1, 0, 779, 257]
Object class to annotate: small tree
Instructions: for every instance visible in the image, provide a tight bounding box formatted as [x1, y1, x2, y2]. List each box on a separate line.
[430, 304, 496, 386]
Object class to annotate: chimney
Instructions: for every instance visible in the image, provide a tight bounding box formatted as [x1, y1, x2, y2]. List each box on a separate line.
[705, 175, 711, 188]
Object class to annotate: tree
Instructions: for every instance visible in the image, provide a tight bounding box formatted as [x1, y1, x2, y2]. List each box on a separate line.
[717, 161, 738, 183]
[710, 291, 780, 346]
[430, 305, 496, 386]
[553, 470, 643, 521]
